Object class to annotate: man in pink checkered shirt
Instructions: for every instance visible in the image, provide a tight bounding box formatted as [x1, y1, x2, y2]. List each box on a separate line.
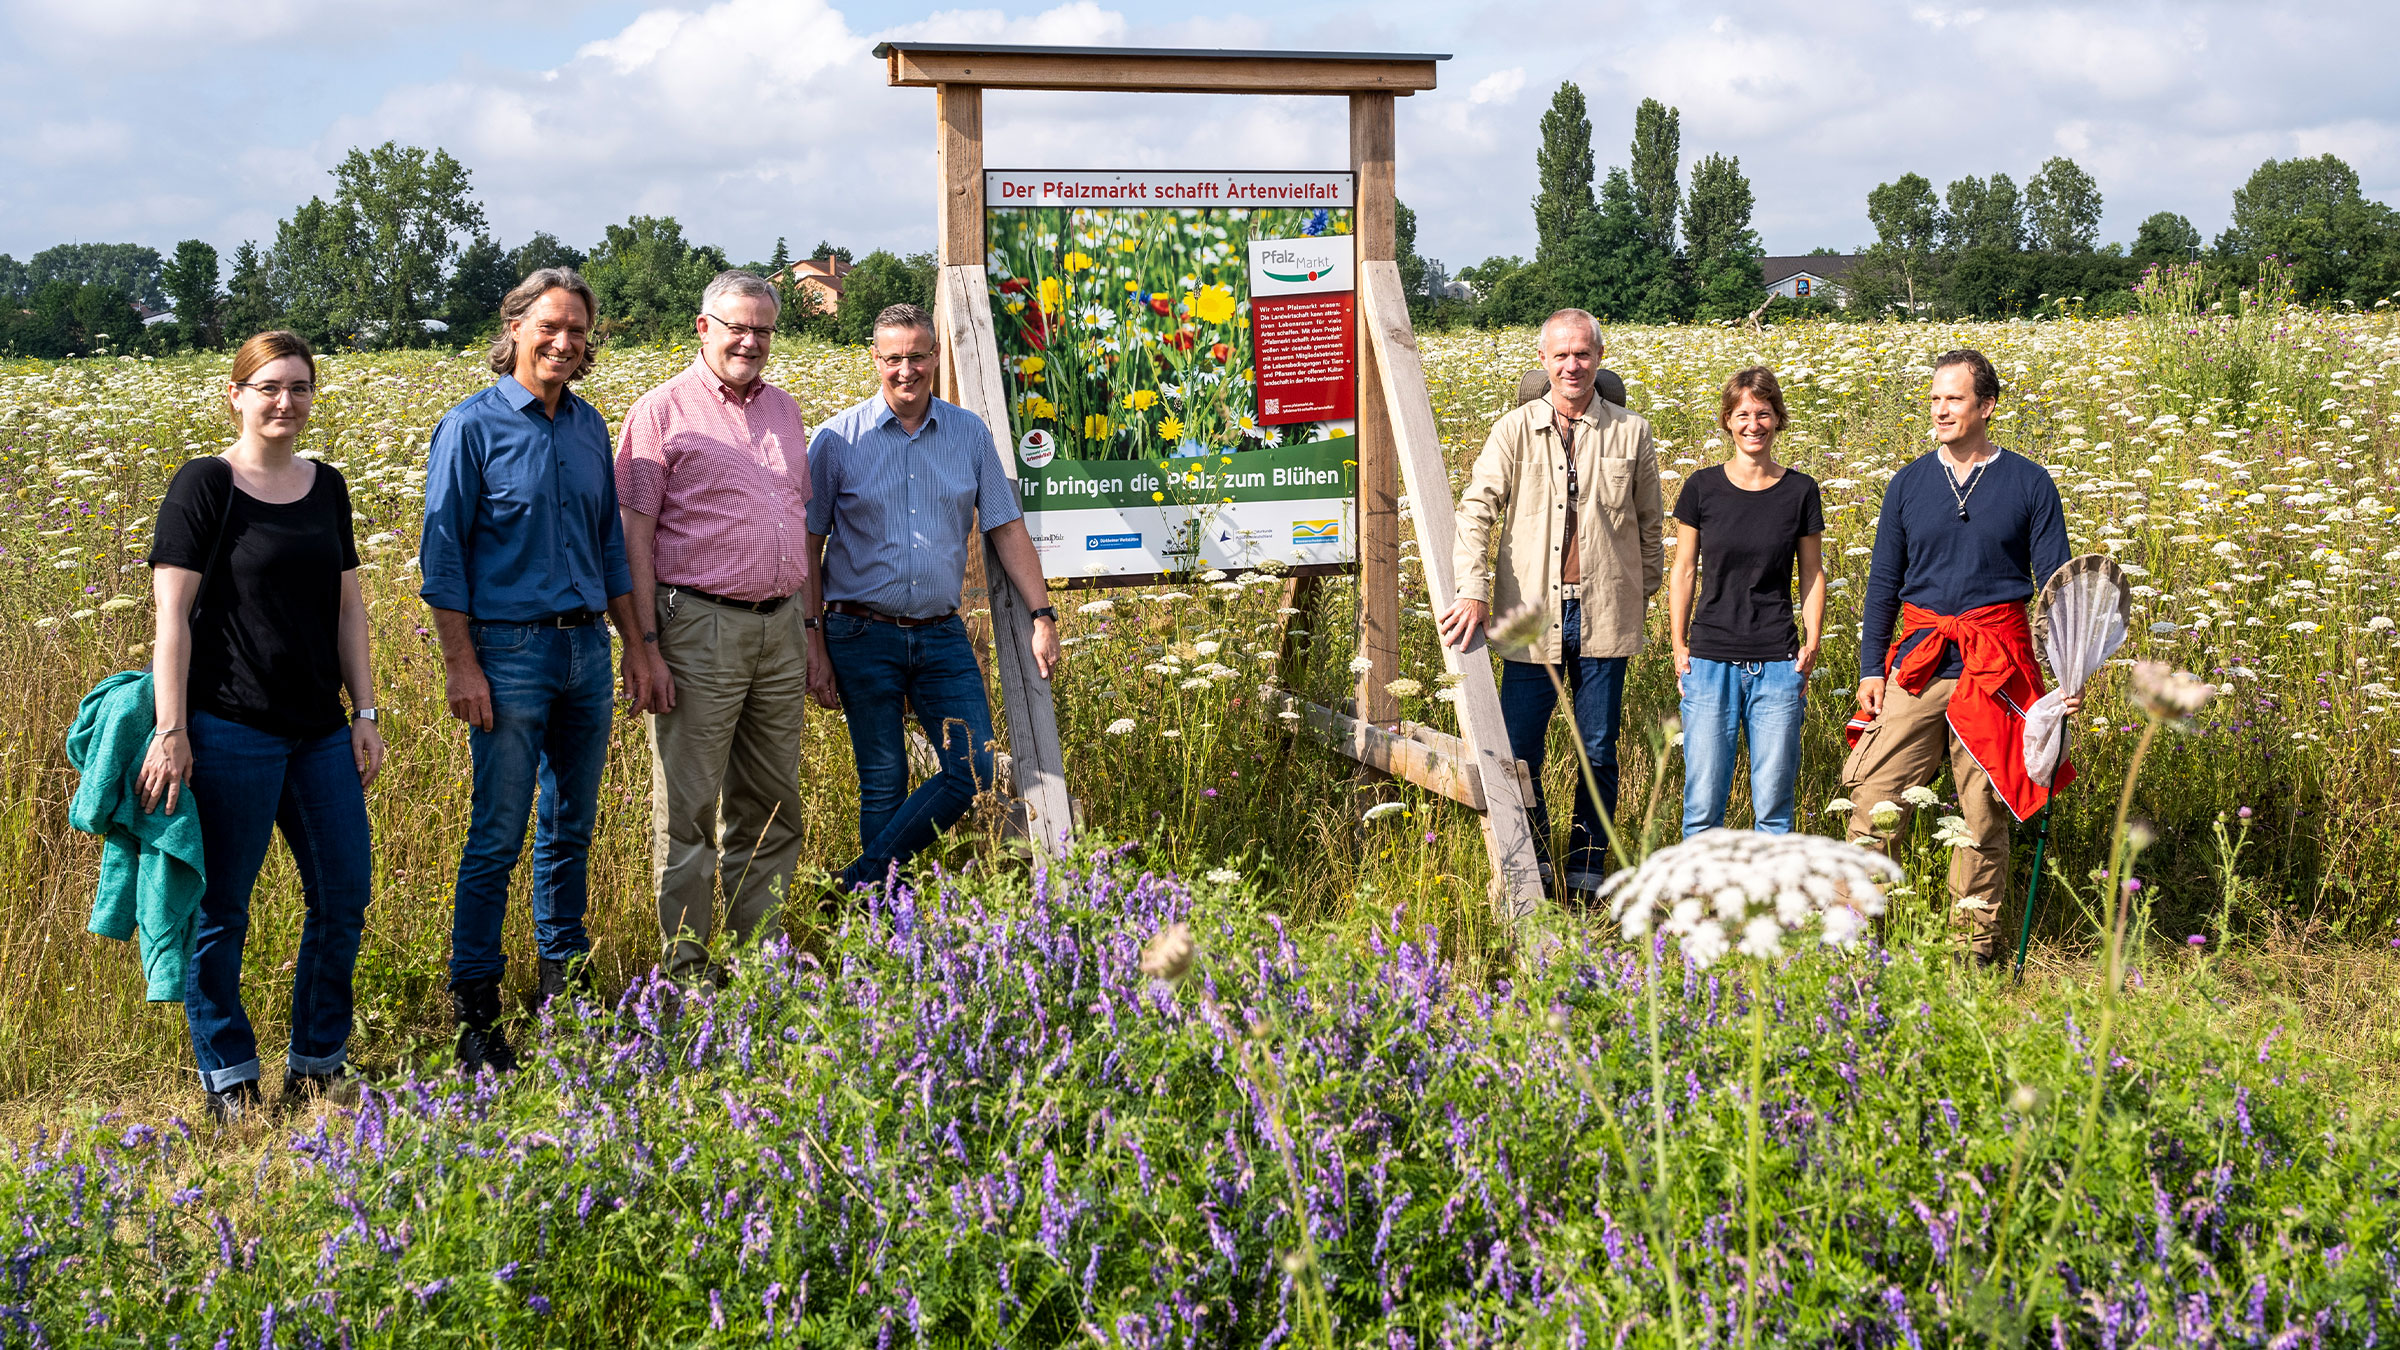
[615, 270, 813, 989]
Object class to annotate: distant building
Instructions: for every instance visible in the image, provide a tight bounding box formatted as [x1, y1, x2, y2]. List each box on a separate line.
[770, 255, 855, 314]
[1762, 255, 1860, 306]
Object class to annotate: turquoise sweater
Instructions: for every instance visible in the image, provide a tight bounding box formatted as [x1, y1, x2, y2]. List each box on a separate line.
[69, 671, 207, 1002]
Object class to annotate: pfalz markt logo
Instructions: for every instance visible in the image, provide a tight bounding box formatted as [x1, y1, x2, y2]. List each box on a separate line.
[1017, 429, 1057, 469]
[1259, 246, 1340, 284]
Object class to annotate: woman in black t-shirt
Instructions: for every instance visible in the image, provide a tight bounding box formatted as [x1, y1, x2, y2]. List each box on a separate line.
[1667, 367, 1825, 837]
[139, 331, 385, 1124]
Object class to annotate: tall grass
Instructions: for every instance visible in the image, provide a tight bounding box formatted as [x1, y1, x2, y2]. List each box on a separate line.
[3, 298, 2398, 1107]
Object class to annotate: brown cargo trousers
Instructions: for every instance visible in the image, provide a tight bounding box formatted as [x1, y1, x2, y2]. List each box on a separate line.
[1842, 676, 2012, 958]
[647, 586, 808, 982]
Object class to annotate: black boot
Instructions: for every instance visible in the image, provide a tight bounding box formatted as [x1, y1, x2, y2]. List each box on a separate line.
[452, 977, 518, 1075]
[537, 954, 593, 1009]
[204, 1078, 262, 1126]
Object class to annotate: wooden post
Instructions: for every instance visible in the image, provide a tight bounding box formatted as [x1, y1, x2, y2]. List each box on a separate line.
[1350, 92, 1400, 741]
[940, 266, 1075, 853]
[935, 84, 996, 663]
[1358, 261, 1545, 917]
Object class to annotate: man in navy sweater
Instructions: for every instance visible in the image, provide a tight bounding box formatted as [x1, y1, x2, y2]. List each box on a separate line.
[1845, 349, 2077, 963]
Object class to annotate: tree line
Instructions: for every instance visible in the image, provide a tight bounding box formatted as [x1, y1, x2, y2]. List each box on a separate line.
[0, 142, 937, 359]
[1397, 81, 2400, 327]
[12, 115, 2398, 358]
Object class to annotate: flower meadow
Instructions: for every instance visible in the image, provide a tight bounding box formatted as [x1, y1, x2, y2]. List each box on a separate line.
[4, 845, 2397, 1346]
[3, 287, 2400, 1340]
[986, 205, 1354, 461]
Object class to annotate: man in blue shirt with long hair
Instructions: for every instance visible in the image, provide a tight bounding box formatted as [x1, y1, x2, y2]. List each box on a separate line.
[421, 267, 659, 1072]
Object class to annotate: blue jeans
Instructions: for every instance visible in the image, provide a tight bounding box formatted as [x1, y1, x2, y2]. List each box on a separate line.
[1498, 599, 1628, 884]
[825, 613, 996, 889]
[184, 710, 372, 1093]
[449, 621, 613, 986]
[1679, 657, 1807, 837]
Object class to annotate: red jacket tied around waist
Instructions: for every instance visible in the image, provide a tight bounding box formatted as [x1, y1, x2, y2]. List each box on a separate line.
[1885, 600, 2071, 820]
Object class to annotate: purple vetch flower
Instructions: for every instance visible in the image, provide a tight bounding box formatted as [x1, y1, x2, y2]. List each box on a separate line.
[527, 1294, 551, 1315]
[710, 1288, 725, 1331]
[1882, 1286, 1921, 1350]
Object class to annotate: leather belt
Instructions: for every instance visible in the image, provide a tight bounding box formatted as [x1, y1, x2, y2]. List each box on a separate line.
[829, 601, 955, 629]
[535, 610, 602, 628]
[672, 584, 792, 615]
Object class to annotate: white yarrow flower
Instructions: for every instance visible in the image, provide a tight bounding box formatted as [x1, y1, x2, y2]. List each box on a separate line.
[1363, 801, 1408, 822]
[1900, 785, 1941, 809]
[1078, 599, 1116, 615]
[1205, 867, 1240, 885]
[1347, 655, 1376, 675]
[1822, 798, 1855, 815]
[1105, 718, 1136, 735]
[1932, 814, 1978, 850]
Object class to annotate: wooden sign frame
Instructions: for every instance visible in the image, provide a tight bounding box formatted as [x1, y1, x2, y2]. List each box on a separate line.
[877, 41, 1546, 919]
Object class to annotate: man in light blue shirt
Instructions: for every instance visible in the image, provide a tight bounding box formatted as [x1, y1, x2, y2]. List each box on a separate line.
[419, 267, 657, 1073]
[804, 303, 1059, 891]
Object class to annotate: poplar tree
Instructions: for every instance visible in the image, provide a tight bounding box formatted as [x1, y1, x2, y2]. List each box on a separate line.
[1533, 82, 1596, 268]
[1628, 98, 1682, 255]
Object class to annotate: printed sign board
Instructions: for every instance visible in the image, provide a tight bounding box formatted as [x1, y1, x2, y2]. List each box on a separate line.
[984, 169, 1358, 579]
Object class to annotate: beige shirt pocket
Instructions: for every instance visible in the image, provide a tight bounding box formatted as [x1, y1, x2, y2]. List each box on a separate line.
[1595, 459, 1637, 524]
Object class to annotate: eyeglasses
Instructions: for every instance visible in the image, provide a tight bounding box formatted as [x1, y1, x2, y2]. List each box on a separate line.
[235, 382, 315, 402]
[702, 313, 776, 342]
[874, 351, 937, 370]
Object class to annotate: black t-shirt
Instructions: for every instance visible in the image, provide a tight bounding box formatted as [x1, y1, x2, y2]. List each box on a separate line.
[1671, 464, 1825, 662]
[148, 457, 359, 738]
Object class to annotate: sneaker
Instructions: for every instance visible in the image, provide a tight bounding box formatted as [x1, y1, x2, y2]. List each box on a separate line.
[281, 1067, 363, 1110]
[203, 1079, 263, 1126]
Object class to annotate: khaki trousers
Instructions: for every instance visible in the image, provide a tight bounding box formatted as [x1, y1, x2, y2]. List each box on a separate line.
[1842, 677, 2011, 957]
[648, 586, 808, 980]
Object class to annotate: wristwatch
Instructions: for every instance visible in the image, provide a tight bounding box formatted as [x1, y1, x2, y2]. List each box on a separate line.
[353, 707, 379, 723]
[1029, 606, 1057, 622]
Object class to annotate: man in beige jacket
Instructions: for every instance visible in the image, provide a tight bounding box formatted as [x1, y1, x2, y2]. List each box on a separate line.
[1439, 309, 1664, 893]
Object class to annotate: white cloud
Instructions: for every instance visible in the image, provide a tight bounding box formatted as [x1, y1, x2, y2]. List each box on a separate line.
[1968, 10, 2207, 101]
[12, 118, 133, 166]
[1907, 5, 1985, 29]
[1469, 67, 1525, 105]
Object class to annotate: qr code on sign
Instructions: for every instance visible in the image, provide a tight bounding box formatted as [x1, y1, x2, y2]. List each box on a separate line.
[1263, 398, 1279, 415]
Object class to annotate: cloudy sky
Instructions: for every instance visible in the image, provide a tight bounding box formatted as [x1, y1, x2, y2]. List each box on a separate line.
[2, 0, 2392, 275]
